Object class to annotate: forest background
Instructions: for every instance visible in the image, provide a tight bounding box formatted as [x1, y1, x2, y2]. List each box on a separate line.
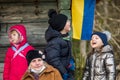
[73, 0, 120, 80]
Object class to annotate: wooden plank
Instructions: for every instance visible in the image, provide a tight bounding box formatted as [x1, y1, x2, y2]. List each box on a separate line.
[0, 0, 56, 3]
[58, 0, 71, 9]
[0, 22, 49, 46]
[0, 46, 45, 62]
[0, 2, 57, 23]
[60, 10, 71, 19]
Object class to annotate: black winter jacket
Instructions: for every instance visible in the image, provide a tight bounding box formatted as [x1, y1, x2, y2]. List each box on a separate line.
[44, 26, 73, 76]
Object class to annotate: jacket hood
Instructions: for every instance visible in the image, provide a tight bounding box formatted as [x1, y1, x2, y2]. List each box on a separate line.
[8, 24, 27, 49]
[101, 45, 113, 53]
[45, 26, 61, 42]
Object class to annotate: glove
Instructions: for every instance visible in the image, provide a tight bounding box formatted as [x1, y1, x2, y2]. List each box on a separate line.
[63, 73, 69, 80]
[68, 58, 75, 71]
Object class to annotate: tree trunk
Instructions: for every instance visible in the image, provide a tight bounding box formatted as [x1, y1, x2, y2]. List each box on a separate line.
[80, 40, 87, 59]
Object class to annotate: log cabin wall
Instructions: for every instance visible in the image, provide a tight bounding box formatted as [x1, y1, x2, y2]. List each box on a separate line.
[0, 0, 57, 62]
[0, 0, 71, 62]
[0, 0, 71, 79]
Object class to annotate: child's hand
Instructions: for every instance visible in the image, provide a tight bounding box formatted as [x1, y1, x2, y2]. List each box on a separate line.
[68, 58, 75, 71]
[63, 73, 69, 80]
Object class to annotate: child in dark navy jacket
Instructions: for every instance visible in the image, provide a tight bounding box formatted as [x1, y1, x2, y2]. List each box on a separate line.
[44, 9, 75, 80]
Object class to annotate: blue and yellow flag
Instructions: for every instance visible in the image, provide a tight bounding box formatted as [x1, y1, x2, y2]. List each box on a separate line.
[72, 0, 96, 40]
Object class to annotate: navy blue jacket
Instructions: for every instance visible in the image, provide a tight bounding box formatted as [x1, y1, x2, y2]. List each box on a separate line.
[44, 26, 73, 76]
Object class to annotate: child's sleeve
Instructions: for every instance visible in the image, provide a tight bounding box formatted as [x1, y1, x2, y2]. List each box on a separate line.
[3, 48, 11, 80]
[105, 53, 116, 80]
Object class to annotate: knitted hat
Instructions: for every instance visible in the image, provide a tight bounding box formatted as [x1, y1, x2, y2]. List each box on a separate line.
[92, 32, 108, 46]
[48, 9, 68, 31]
[26, 50, 45, 66]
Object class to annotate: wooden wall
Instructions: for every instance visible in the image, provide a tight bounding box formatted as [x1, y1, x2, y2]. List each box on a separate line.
[0, 0, 71, 79]
[0, 0, 57, 62]
[0, 0, 71, 61]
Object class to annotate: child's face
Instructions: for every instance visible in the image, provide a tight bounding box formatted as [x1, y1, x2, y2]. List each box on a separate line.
[9, 30, 20, 44]
[30, 58, 44, 71]
[90, 35, 104, 49]
[63, 20, 71, 32]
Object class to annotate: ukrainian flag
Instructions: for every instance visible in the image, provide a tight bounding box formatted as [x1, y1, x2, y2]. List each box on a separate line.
[72, 0, 96, 40]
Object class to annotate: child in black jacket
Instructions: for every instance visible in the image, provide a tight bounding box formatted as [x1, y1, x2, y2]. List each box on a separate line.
[44, 9, 75, 80]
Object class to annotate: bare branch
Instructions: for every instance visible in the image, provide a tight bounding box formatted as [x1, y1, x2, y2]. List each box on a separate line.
[111, 1, 120, 12]
[95, 10, 120, 22]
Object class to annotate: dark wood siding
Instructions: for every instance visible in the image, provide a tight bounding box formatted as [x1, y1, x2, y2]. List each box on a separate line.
[0, 1, 57, 78]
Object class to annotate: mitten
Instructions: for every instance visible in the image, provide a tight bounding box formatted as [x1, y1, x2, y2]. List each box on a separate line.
[68, 58, 75, 70]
